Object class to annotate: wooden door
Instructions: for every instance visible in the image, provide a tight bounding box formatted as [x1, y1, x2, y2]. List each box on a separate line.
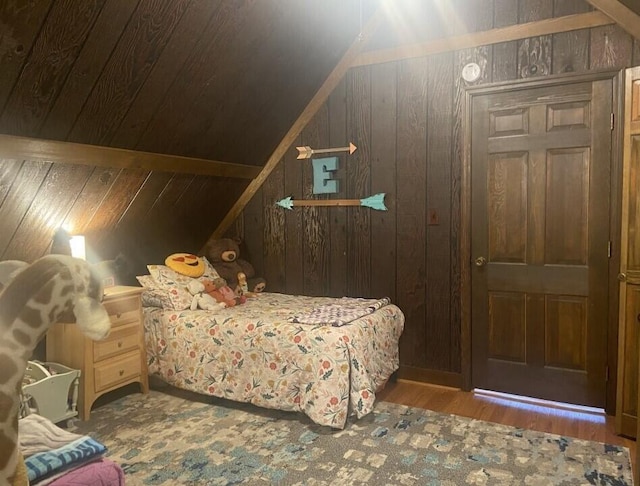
[623, 285, 640, 436]
[621, 66, 640, 440]
[471, 78, 613, 407]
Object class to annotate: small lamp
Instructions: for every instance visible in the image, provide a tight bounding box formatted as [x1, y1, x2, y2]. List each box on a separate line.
[69, 235, 86, 260]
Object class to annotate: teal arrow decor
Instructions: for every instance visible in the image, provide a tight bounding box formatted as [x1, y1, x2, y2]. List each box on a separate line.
[275, 193, 387, 211]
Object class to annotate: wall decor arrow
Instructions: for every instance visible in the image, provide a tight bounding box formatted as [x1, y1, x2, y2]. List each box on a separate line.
[276, 193, 387, 211]
[296, 142, 357, 160]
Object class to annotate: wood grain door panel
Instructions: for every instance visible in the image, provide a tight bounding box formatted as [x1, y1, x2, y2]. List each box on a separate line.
[619, 285, 640, 435]
[628, 136, 640, 276]
[472, 79, 612, 408]
[619, 67, 640, 444]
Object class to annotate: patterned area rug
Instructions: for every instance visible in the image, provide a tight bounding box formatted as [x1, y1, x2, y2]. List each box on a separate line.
[75, 388, 633, 485]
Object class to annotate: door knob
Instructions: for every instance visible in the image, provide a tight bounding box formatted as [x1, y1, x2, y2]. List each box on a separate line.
[475, 256, 487, 267]
[618, 273, 627, 282]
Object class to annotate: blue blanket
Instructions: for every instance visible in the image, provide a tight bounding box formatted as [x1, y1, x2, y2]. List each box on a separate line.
[25, 436, 107, 482]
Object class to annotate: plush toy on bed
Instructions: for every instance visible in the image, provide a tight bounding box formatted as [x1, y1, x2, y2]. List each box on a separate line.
[186, 279, 227, 311]
[203, 238, 266, 296]
[195, 277, 245, 308]
[164, 252, 205, 278]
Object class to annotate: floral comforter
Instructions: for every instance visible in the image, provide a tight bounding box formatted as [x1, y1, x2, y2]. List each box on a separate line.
[143, 292, 404, 428]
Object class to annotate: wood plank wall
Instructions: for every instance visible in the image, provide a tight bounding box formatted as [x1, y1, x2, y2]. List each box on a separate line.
[239, 0, 640, 384]
[0, 0, 367, 280]
[0, 157, 248, 278]
[0, 0, 248, 274]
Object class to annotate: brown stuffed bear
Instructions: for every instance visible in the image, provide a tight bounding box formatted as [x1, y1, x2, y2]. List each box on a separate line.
[203, 238, 266, 295]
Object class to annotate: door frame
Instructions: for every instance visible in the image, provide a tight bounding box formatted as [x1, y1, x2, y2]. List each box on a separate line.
[460, 69, 623, 414]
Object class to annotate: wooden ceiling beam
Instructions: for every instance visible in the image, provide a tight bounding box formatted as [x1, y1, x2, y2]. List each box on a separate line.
[207, 6, 386, 243]
[586, 0, 640, 40]
[0, 134, 261, 179]
[353, 11, 615, 67]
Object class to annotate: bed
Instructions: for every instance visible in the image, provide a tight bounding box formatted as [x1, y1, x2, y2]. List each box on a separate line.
[138, 261, 404, 429]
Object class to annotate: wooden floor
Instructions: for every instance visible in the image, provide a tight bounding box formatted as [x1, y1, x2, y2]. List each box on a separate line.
[378, 379, 636, 476]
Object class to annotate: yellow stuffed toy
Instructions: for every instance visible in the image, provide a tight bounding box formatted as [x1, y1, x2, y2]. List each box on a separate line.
[164, 253, 205, 277]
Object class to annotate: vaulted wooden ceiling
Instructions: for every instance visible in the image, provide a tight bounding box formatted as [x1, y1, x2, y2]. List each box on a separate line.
[0, 0, 376, 271]
[619, 0, 640, 16]
[0, 0, 374, 165]
[0, 0, 639, 277]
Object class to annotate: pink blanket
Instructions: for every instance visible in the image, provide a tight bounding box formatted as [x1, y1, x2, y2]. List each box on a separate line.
[46, 458, 124, 486]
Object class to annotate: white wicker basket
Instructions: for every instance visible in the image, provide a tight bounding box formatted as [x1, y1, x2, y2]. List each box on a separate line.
[20, 361, 81, 424]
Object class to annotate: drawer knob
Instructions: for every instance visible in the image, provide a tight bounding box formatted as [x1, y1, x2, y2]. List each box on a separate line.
[118, 341, 122, 348]
[116, 313, 122, 319]
[119, 370, 124, 376]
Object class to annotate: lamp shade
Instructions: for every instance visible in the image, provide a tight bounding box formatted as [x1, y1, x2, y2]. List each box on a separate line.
[69, 235, 86, 260]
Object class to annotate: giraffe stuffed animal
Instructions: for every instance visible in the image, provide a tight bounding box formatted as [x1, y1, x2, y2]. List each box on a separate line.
[0, 255, 112, 486]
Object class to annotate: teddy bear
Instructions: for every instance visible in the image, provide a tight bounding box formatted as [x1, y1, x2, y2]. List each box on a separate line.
[203, 238, 266, 295]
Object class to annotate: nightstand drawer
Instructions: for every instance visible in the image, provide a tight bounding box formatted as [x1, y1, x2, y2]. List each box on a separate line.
[48, 285, 148, 420]
[103, 296, 140, 327]
[93, 323, 139, 362]
[94, 352, 141, 392]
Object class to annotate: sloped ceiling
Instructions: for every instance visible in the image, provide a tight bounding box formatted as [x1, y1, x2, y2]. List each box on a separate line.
[0, 0, 638, 275]
[2, 0, 639, 174]
[0, 0, 375, 166]
[0, 0, 376, 271]
[620, 0, 640, 16]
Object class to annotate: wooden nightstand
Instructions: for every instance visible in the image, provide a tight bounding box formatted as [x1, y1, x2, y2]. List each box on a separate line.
[47, 285, 149, 420]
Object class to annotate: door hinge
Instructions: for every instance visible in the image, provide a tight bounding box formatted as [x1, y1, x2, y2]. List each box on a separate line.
[611, 113, 615, 130]
[608, 241, 612, 258]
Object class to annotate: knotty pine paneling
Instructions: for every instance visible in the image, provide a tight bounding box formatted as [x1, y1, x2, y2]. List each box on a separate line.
[283, 135, 305, 295]
[346, 66, 373, 298]
[110, 0, 221, 150]
[240, 182, 265, 289]
[62, 168, 121, 234]
[426, 52, 454, 371]
[3, 164, 93, 261]
[84, 169, 149, 233]
[0, 0, 369, 286]
[0, 160, 23, 205]
[492, 0, 519, 82]
[0, 0, 106, 137]
[0, 0, 54, 111]
[395, 57, 429, 370]
[262, 151, 286, 292]
[301, 104, 331, 297]
[327, 80, 350, 298]
[370, 62, 398, 301]
[1, 0, 368, 165]
[0, 156, 249, 282]
[0, 161, 51, 259]
[590, 24, 634, 70]
[145, 1, 265, 160]
[39, 1, 140, 141]
[116, 172, 173, 230]
[552, 0, 591, 74]
[249, 0, 638, 381]
[518, 0, 553, 78]
[69, 0, 192, 147]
